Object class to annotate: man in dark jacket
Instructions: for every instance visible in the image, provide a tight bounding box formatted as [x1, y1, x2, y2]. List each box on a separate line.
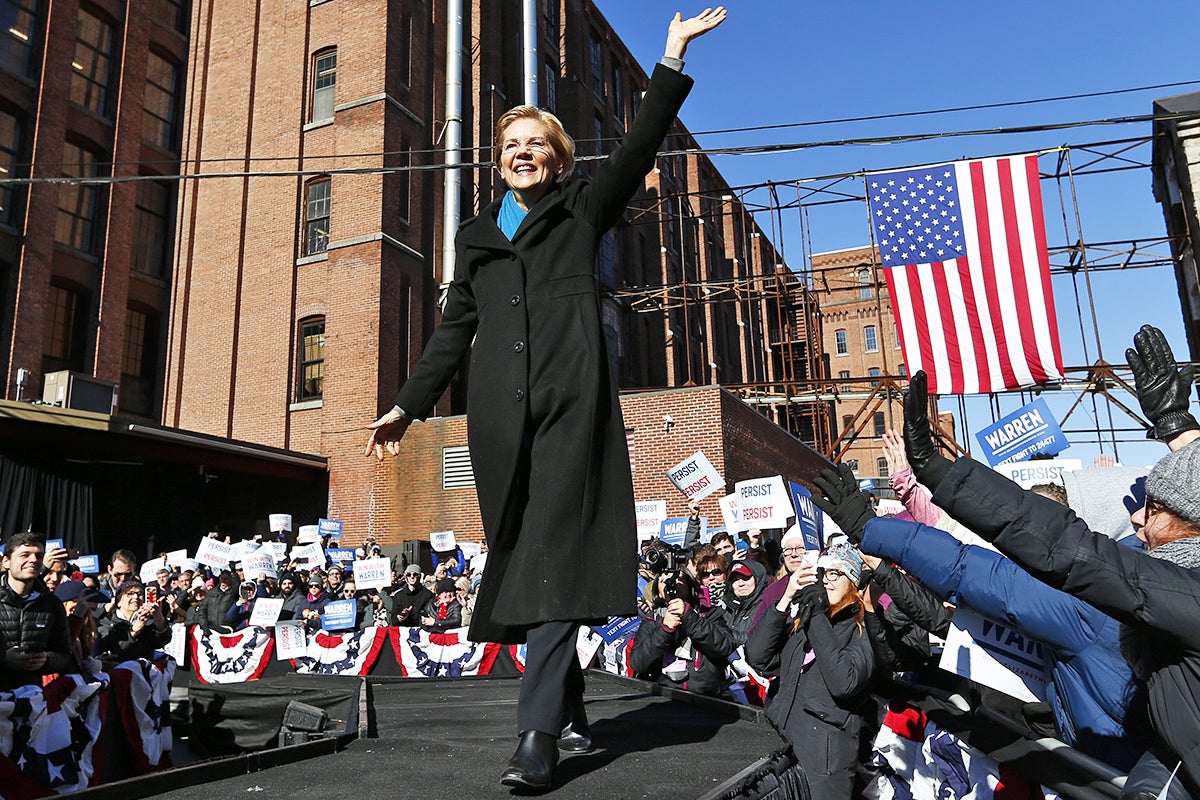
[0, 531, 72, 689]
[195, 571, 236, 634]
[390, 564, 433, 627]
[901, 325, 1200, 798]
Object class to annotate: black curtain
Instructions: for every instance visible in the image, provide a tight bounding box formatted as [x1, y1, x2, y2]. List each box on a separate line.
[0, 455, 93, 551]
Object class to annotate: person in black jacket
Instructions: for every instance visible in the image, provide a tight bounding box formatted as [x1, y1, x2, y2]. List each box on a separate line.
[745, 540, 877, 799]
[362, 8, 727, 790]
[390, 564, 433, 627]
[900, 324, 1200, 799]
[96, 581, 172, 665]
[0, 532, 72, 689]
[420, 578, 463, 632]
[194, 570, 237, 634]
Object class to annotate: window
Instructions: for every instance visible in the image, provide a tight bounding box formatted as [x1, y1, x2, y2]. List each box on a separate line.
[877, 457, 888, 478]
[0, 108, 20, 226]
[312, 49, 336, 122]
[396, 134, 410, 223]
[846, 459, 859, 475]
[631, 88, 642, 119]
[841, 414, 856, 443]
[1, 0, 39, 77]
[610, 63, 622, 116]
[150, 0, 187, 33]
[121, 308, 157, 416]
[43, 284, 87, 374]
[143, 52, 180, 151]
[133, 178, 172, 278]
[55, 142, 105, 254]
[858, 269, 872, 300]
[303, 178, 330, 255]
[838, 370, 850, 380]
[873, 411, 885, 437]
[592, 113, 603, 156]
[895, 322, 902, 348]
[442, 445, 476, 489]
[542, 0, 558, 34]
[71, 9, 113, 116]
[834, 329, 848, 355]
[298, 318, 325, 400]
[543, 61, 556, 111]
[397, 12, 412, 86]
[868, 366, 881, 387]
[589, 34, 602, 98]
[864, 325, 878, 352]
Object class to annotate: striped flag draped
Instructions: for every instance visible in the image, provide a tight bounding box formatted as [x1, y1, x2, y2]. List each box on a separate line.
[867, 154, 1063, 395]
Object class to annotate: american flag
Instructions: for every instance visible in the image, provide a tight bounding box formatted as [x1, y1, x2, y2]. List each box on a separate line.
[867, 154, 1063, 395]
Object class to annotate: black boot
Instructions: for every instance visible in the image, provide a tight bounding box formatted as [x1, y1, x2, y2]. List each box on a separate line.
[500, 730, 557, 791]
[557, 696, 594, 753]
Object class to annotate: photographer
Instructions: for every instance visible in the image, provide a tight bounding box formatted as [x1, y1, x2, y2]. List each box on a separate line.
[96, 582, 172, 665]
[361, 585, 394, 629]
[225, 579, 268, 630]
[630, 546, 737, 698]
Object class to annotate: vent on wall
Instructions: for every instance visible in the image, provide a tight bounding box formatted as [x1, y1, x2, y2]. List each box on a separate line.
[442, 446, 476, 489]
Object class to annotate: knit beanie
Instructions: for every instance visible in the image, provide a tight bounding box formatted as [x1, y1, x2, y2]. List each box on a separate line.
[1145, 440, 1200, 526]
[816, 541, 864, 586]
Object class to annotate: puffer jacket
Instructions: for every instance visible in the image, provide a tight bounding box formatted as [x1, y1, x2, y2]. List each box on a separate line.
[630, 600, 736, 698]
[930, 453, 1200, 796]
[0, 579, 73, 688]
[863, 517, 1147, 770]
[722, 559, 768, 646]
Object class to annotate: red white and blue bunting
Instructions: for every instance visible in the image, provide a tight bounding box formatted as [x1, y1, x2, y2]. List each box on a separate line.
[189, 627, 274, 684]
[291, 627, 390, 676]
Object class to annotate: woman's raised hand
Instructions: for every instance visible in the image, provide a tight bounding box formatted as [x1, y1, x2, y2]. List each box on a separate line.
[664, 7, 727, 60]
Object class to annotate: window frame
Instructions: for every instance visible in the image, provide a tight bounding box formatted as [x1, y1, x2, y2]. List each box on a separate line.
[297, 317, 325, 401]
[55, 141, 106, 255]
[311, 48, 336, 123]
[834, 328, 848, 355]
[70, 8, 114, 117]
[0, 107, 22, 227]
[864, 324, 878, 353]
[0, 0, 40, 78]
[303, 177, 330, 256]
[143, 50, 181, 152]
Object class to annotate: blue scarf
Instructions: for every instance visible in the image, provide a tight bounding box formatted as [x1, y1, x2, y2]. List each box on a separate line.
[497, 191, 527, 241]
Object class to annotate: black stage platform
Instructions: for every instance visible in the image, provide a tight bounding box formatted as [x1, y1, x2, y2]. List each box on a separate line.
[101, 671, 796, 800]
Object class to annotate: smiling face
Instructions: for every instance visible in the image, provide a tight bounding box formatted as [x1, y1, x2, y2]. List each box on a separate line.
[497, 118, 563, 208]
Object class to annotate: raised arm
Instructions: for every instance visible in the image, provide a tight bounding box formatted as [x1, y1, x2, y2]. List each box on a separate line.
[663, 7, 727, 61]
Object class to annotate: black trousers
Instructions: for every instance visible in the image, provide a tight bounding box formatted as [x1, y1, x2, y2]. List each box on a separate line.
[516, 620, 584, 736]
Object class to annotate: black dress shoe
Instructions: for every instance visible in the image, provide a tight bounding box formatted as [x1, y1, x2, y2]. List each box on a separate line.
[557, 697, 594, 753]
[500, 730, 557, 791]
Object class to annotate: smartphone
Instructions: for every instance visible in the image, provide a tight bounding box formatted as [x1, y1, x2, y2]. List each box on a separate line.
[146, 586, 158, 604]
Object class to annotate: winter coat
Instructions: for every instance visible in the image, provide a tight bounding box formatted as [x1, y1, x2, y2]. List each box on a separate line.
[195, 586, 235, 633]
[863, 517, 1147, 770]
[629, 601, 736, 698]
[96, 613, 172, 662]
[390, 584, 434, 627]
[420, 596, 463, 632]
[862, 560, 947, 673]
[393, 65, 693, 643]
[280, 589, 304, 621]
[932, 454, 1200, 795]
[745, 597, 876, 799]
[0, 580, 72, 689]
[722, 560, 768, 646]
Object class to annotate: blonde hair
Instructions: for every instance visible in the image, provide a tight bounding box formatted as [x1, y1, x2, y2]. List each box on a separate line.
[493, 106, 575, 177]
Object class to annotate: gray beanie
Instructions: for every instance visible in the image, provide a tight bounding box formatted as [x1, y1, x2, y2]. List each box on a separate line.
[1145, 440, 1200, 526]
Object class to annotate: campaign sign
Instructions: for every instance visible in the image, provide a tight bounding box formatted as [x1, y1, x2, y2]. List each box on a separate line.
[787, 482, 824, 550]
[717, 493, 742, 533]
[635, 500, 667, 541]
[290, 542, 326, 570]
[595, 615, 641, 644]
[165, 549, 189, 568]
[994, 458, 1083, 489]
[232, 540, 260, 562]
[139, 557, 168, 583]
[352, 557, 391, 591]
[275, 621, 308, 660]
[249, 597, 284, 628]
[264, 542, 287, 562]
[325, 548, 356, 565]
[196, 537, 235, 570]
[664, 450, 724, 502]
[975, 397, 1069, 467]
[269, 513, 292, 533]
[734, 476, 791, 529]
[321, 599, 356, 631]
[939, 608, 1049, 703]
[243, 547, 277, 579]
[430, 531, 456, 552]
[72, 554, 101, 574]
[576, 627, 604, 670]
[162, 623, 187, 666]
[658, 517, 688, 546]
[317, 518, 343, 540]
[46, 538, 64, 552]
[296, 525, 321, 544]
[460, 542, 483, 560]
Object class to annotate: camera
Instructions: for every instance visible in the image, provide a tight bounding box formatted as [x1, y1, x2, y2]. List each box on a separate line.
[240, 584, 256, 600]
[643, 543, 688, 575]
[643, 543, 698, 607]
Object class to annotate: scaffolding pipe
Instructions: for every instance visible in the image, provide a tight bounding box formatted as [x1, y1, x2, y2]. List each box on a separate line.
[440, 0, 464, 289]
[522, 0, 538, 106]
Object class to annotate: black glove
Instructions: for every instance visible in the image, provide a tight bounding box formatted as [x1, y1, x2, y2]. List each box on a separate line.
[812, 464, 874, 546]
[903, 371, 952, 491]
[794, 582, 828, 629]
[1127, 324, 1198, 441]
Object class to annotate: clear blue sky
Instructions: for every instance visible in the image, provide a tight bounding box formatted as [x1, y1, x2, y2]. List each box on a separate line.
[594, 0, 1200, 467]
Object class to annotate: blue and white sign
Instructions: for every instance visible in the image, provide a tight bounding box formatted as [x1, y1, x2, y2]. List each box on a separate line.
[659, 517, 689, 546]
[325, 548, 356, 564]
[320, 599, 357, 631]
[975, 397, 1068, 467]
[595, 615, 641, 644]
[46, 538, 64, 552]
[318, 518, 343, 540]
[73, 554, 101, 574]
[787, 483, 824, 550]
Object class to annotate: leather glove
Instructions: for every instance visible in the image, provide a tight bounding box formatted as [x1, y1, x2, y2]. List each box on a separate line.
[903, 371, 937, 474]
[812, 464, 874, 546]
[1126, 324, 1198, 441]
[794, 582, 828, 628]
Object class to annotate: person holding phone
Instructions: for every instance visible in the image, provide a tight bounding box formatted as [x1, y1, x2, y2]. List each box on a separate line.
[0, 532, 72, 689]
[96, 581, 171, 664]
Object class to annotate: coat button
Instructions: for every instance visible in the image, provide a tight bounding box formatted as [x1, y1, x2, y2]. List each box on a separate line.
[514, 389, 525, 402]
[513, 341, 525, 353]
[507, 254, 516, 261]
[510, 294, 521, 306]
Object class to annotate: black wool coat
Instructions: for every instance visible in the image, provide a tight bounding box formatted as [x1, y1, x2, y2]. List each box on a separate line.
[395, 64, 694, 644]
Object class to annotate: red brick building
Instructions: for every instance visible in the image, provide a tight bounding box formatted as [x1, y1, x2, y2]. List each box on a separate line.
[165, 0, 819, 544]
[1, 0, 188, 417]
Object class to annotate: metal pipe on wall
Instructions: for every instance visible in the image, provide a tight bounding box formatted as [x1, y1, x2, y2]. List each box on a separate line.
[522, 0, 538, 106]
[440, 0, 464, 290]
